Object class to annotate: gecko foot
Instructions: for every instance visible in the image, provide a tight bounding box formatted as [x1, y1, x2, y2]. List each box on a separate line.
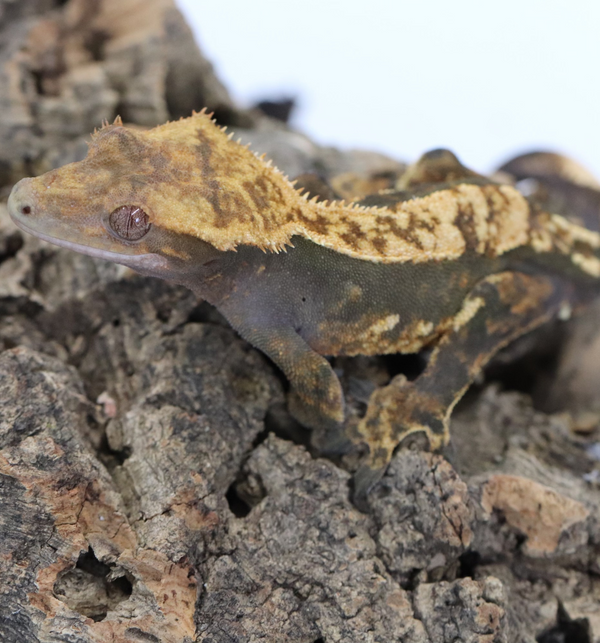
[350, 374, 450, 510]
[351, 462, 387, 512]
[312, 424, 354, 456]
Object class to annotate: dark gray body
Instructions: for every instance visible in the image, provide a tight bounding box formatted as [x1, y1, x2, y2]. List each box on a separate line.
[186, 236, 595, 360]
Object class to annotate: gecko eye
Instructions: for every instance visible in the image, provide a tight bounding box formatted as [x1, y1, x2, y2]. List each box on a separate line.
[108, 205, 151, 241]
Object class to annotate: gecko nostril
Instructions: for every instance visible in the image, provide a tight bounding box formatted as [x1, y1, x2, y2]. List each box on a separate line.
[21, 205, 31, 215]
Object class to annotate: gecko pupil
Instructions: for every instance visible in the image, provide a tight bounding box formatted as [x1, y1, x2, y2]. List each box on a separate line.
[109, 205, 151, 241]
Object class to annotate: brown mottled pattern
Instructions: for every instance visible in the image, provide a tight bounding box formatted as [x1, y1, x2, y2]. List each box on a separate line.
[371, 235, 388, 253]
[396, 148, 484, 190]
[19, 111, 600, 268]
[454, 201, 480, 252]
[500, 151, 600, 190]
[315, 314, 443, 357]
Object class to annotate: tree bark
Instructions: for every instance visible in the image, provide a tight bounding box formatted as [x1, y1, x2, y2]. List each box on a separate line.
[1, 2, 599, 642]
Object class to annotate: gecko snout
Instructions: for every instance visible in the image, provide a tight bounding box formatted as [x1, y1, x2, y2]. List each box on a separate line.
[7, 177, 36, 222]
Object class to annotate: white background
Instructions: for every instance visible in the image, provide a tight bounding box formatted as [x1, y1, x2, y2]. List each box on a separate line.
[176, 0, 600, 176]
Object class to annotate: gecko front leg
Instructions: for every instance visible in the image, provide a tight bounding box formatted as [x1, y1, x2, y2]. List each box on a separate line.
[352, 271, 571, 508]
[235, 325, 349, 448]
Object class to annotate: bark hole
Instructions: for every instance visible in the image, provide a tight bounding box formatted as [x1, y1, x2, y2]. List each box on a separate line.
[53, 547, 133, 621]
[0, 232, 24, 264]
[537, 603, 591, 643]
[84, 30, 110, 61]
[458, 550, 481, 578]
[226, 483, 252, 518]
[226, 468, 267, 518]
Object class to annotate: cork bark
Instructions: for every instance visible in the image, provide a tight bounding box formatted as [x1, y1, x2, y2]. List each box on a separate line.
[1, 1, 599, 642]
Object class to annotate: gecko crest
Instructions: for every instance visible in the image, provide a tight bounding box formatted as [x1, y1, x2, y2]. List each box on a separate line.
[14, 111, 541, 264]
[14, 112, 600, 270]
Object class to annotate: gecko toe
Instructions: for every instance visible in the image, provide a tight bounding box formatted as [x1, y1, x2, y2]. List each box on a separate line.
[310, 421, 354, 456]
[351, 463, 387, 512]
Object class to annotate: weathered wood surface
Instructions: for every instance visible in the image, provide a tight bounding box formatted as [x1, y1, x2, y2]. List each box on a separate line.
[1, 1, 599, 642]
[0, 0, 233, 187]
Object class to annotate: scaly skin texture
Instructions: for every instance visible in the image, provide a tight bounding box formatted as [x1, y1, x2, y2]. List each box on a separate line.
[8, 112, 600, 506]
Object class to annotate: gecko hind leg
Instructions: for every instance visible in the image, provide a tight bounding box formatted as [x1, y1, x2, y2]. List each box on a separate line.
[351, 271, 571, 509]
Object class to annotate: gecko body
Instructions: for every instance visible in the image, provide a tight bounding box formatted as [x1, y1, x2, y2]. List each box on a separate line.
[8, 112, 600, 504]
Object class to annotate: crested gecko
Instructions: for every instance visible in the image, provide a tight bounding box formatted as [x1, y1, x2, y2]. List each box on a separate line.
[8, 112, 600, 505]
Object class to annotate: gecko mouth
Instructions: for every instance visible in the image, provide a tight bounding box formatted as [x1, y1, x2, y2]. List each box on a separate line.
[11, 216, 170, 274]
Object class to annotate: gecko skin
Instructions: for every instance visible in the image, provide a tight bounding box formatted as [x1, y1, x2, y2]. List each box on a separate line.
[8, 112, 600, 505]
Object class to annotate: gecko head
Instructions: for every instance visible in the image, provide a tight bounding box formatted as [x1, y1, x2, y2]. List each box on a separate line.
[7, 115, 241, 280]
[9, 111, 304, 267]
